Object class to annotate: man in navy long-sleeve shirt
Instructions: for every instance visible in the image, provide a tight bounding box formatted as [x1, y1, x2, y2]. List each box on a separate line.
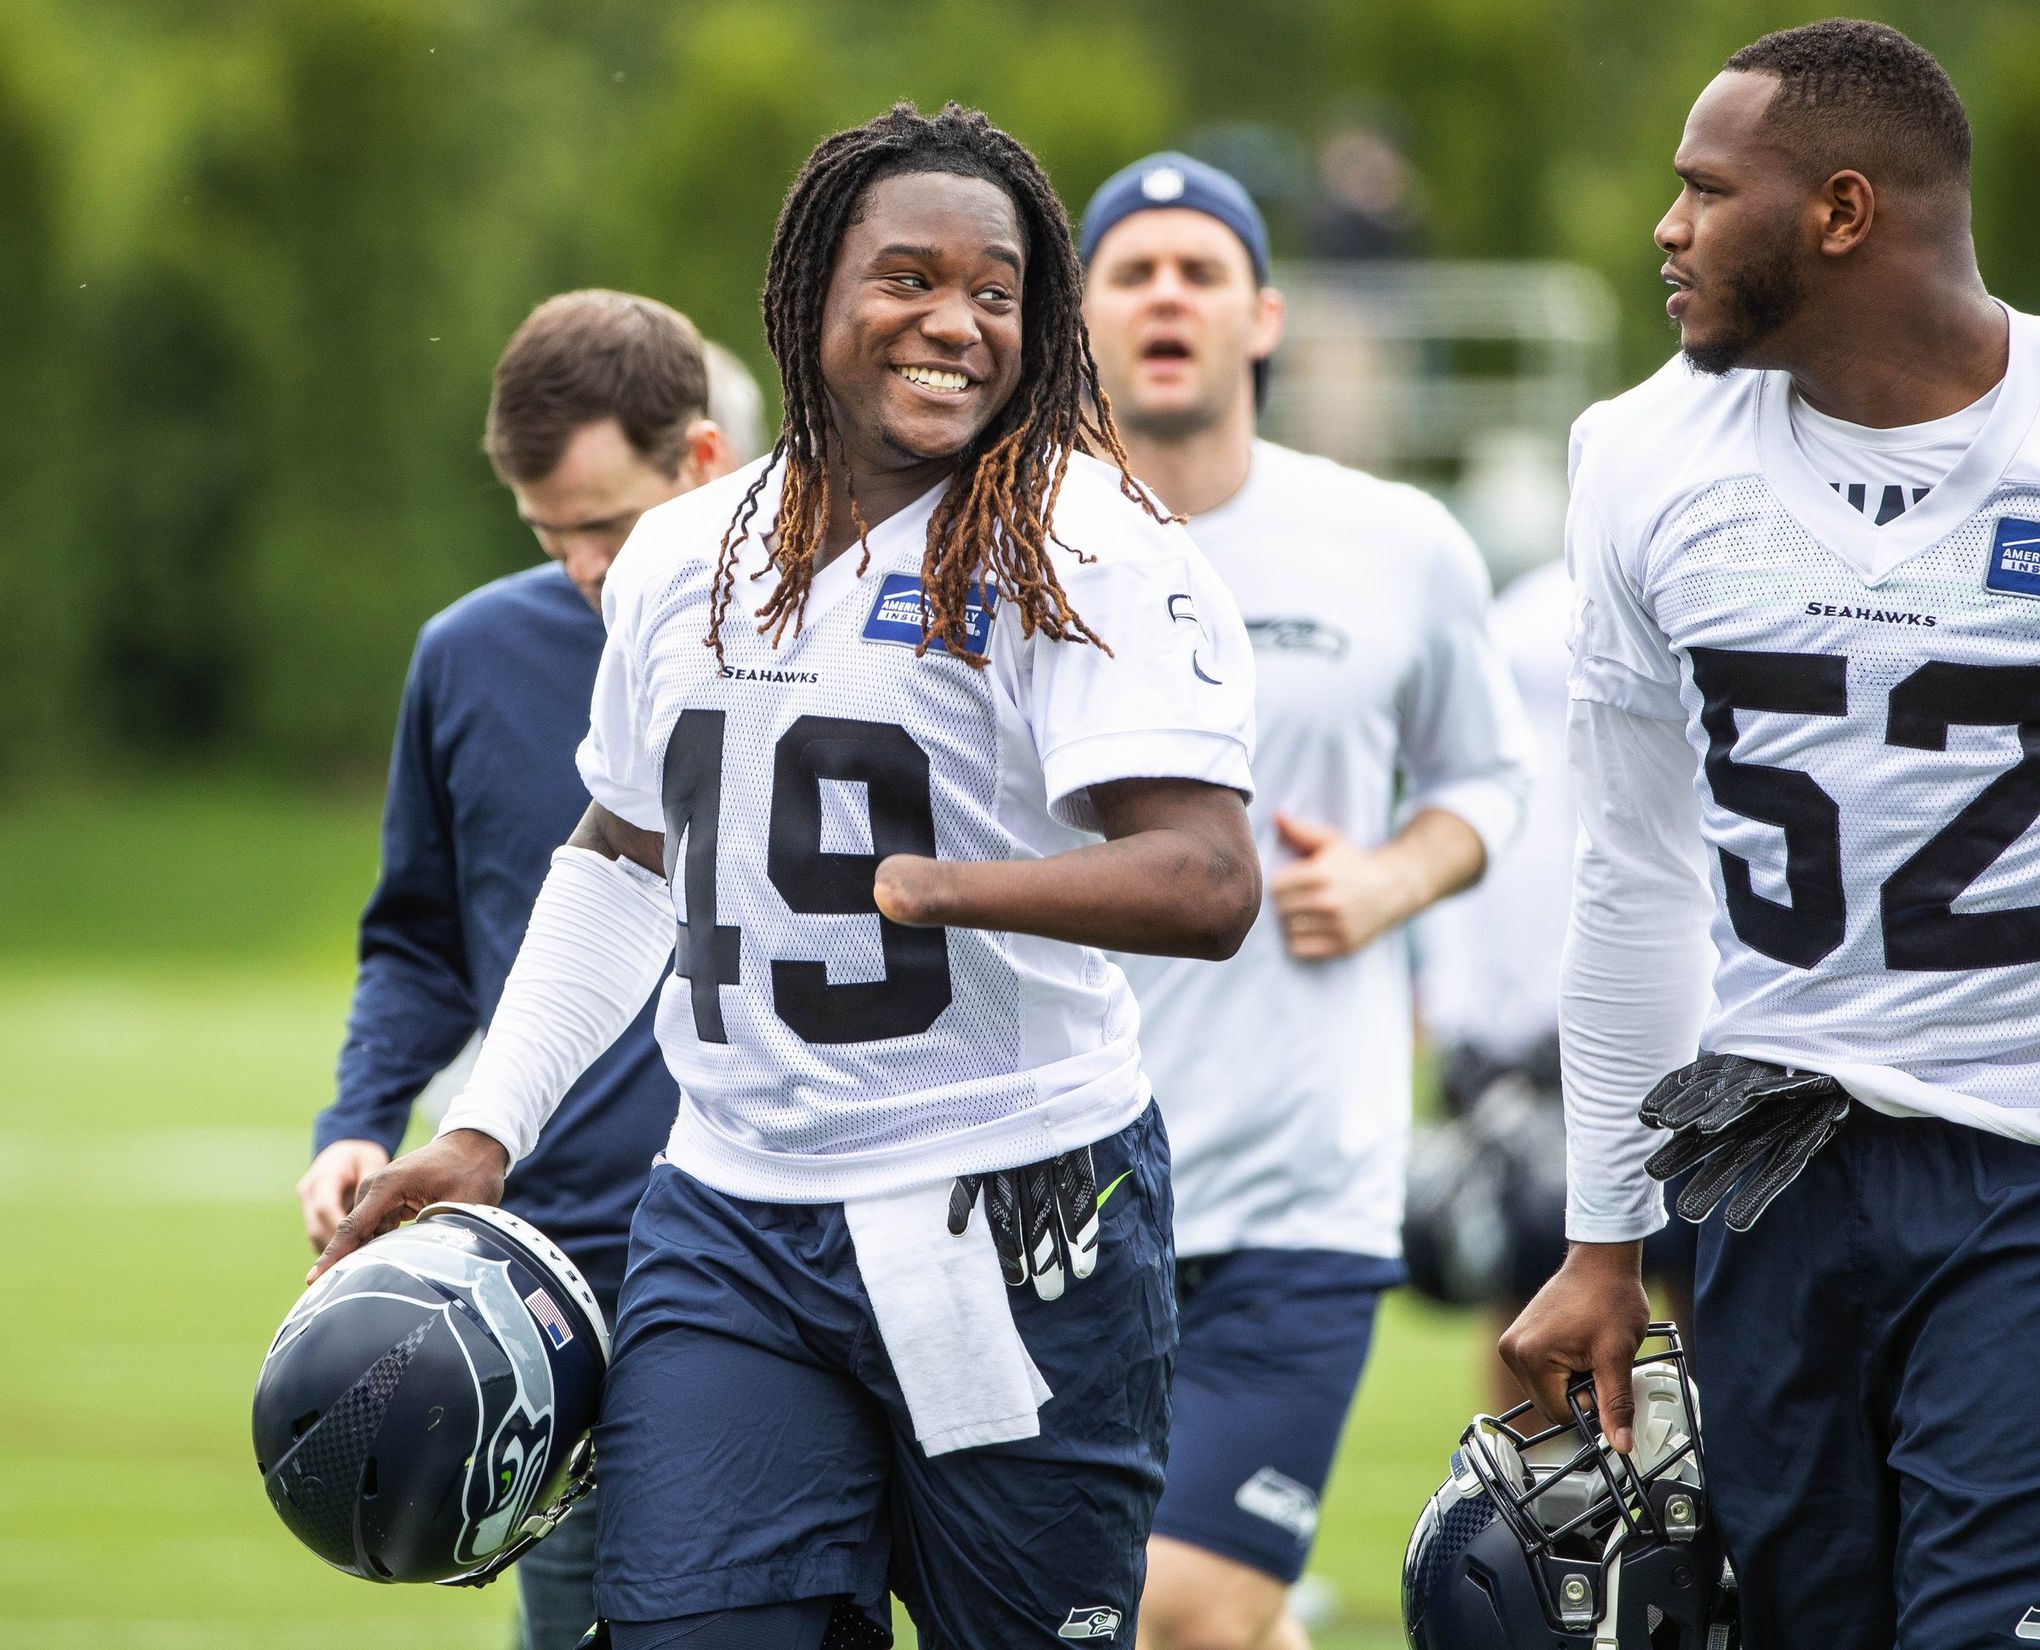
[301, 289, 749, 1649]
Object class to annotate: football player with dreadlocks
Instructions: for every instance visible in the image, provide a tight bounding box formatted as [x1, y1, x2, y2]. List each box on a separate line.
[314, 102, 1259, 1650]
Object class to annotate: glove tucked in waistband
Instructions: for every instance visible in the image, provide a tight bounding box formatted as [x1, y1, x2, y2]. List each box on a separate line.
[1640, 1053, 1851, 1231]
[949, 1146, 1100, 1303]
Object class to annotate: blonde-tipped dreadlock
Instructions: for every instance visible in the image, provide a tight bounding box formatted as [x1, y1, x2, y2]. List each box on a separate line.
[707, 101, 1165, 666]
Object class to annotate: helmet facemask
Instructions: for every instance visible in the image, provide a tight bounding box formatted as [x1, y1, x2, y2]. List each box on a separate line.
[1436, 1324, 1734, 1645]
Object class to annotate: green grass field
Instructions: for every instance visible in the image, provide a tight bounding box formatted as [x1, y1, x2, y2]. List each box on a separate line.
[0, 781, 1485, 1649]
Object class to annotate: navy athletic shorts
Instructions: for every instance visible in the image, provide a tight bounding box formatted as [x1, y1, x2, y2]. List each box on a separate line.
[591, 1104, 1176, 1649]
[1149, 1247, 1402, 1583]
[1693, 1106, 2040, 1650]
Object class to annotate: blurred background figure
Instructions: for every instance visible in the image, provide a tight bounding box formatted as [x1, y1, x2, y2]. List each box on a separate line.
[1410, 555, 1695, 1414]
[703, 339, 769, 467]
[1449, 428, 1572, 591]
[1308, 116, 1426, 263]
[1082, 151, 1530, 1650]
[298, 291, 735, 1650]
[402, 338, 767, 1133]
[1413, 559, 1575, 1097]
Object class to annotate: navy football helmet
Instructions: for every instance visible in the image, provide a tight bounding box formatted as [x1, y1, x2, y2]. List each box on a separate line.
[1403, 1325, 1737, 1648]
[253, 1202, 609, 1585]
[1403, 1068, 1569, 1308]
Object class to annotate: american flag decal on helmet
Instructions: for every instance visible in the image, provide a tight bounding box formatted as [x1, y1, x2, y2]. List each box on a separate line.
[523, 1287, 574, 1349]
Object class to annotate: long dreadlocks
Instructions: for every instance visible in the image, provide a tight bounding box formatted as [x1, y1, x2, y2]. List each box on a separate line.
[708, 101, 1165, 666]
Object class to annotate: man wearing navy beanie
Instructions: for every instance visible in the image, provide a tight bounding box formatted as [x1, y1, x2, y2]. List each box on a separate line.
[1084, 158, 1531, 1650]
[1080, 152, 1275, 408]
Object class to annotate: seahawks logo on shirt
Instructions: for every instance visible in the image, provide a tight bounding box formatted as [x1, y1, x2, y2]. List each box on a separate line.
[1058, 1605, 1124, 1640]
[1245, 616, 1349, 660]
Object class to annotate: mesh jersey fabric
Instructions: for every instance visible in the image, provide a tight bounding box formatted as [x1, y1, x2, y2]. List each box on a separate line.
[1114, 441, 1531, 1259]
[577, 452, 1255, 1202]
[1565, 304, 2040, 1230]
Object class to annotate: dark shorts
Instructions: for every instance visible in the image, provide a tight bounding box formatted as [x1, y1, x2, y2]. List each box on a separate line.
[1641, 1188, 1699, 1293]
[1149, 1247, 1402, 1583]
[1693, 1107, 2040, 1650]
[592, 1105, 1176, 1649]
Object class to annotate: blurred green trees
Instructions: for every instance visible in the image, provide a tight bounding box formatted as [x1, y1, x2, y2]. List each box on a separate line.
[3, 0, 2035, 779]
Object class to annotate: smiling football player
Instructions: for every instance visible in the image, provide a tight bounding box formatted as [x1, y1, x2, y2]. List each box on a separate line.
[314, 103, 1262, 1650]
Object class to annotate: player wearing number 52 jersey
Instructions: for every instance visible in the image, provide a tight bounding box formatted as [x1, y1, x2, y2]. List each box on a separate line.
[314, 103, 1259, 1650]
[1501, 23, 2040, 1650]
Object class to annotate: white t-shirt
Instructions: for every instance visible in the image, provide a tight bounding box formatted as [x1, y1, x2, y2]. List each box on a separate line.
[576, 453, 1255, 1203]
[1789, 381, 1997, 523]
[1562, 305, 2040, 1242]
[1418, 557, 1575, 1064]
[1113, 441, 1531, 1259]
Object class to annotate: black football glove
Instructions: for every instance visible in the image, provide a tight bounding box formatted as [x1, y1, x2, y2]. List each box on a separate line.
[948, 1146, 1100, 1302]
[1639, 1053, 1850, 1231]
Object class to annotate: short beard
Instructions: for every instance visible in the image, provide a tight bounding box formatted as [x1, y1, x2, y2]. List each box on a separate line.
[1681, 237, 1807, 377]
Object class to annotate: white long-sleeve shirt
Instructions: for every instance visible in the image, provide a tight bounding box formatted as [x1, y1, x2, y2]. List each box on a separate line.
[1562, 311, 2040, 1242]
[1418, 558, 1582, 1065]
[1116, 440, 1531, 1258]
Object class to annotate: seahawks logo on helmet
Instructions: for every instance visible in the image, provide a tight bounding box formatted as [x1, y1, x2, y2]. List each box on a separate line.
[254, 1203, 609, 1587]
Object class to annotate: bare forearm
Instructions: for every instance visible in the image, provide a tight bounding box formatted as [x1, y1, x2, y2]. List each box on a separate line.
[1376, 807, 1487, 922]
[876, 823, 1259, 960]
[567, 800, 666, 875]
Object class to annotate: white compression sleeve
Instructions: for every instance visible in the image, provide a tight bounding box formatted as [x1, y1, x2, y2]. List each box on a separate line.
[436, 846, 675, 1165]
[1560, 698, 1718, 1243]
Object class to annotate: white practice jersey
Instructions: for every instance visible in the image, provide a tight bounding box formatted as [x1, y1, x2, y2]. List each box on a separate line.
[1114, 441, 1531, 1258]
[1564, 304, 2040, 1240]
[578, 453, 1255, 1203]
[1418, 558, 1576, 1064]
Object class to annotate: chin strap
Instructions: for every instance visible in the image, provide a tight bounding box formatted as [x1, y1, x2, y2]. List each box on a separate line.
[439, 1436, 597, 1590]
